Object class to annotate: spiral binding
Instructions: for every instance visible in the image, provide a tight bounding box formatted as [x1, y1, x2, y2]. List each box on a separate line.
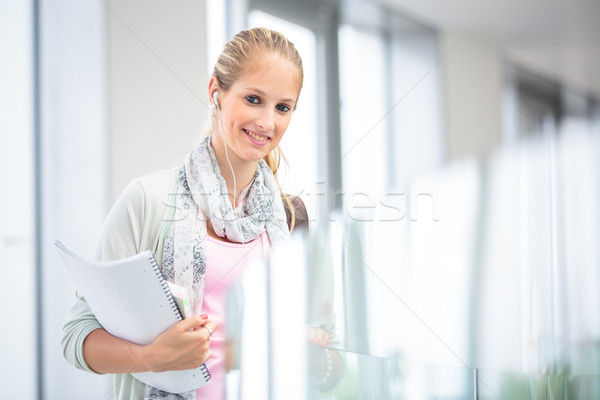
[148, 254, 183, 321]
[148, 253, 211, 384]
[200, 363, 211, 381]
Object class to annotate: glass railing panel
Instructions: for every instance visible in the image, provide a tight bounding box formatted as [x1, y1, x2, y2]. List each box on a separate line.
[224, 125, 600, 399]
[476, 368, 600, 400]
[225, 235, 475, 399]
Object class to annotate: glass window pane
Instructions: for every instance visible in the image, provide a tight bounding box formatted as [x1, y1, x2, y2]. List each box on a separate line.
[339, 24, 387, 202]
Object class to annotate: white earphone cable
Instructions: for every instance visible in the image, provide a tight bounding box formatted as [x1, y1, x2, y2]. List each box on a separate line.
[215, 97, 237, 211]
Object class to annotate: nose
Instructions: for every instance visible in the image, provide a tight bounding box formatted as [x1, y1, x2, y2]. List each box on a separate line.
[256, 107, 275, 131]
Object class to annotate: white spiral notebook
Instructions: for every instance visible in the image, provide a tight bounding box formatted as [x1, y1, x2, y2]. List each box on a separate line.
[55, 240, 211, 394]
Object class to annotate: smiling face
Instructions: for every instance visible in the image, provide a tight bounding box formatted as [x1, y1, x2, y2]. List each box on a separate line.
[210, 52, 302, 164]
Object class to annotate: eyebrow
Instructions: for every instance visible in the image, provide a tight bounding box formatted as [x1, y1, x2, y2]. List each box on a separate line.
[245, 87, 296, 104]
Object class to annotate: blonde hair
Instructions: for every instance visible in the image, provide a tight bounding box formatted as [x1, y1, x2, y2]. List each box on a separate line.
[212, 27, 304, 232]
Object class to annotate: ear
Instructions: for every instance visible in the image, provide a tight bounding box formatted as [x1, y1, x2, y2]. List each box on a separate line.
[208, 76, 220, 107]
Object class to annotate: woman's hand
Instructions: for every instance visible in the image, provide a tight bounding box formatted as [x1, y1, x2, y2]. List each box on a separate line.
[306, 327, 342, 391]
[143, 315, 218, 372]
[307, 326, 330, 347]
[83, 315, 218, 374]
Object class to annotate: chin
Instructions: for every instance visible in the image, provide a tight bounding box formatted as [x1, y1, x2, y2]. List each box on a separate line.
[245, 146, 276, 162]
[249, 152, 270, 163]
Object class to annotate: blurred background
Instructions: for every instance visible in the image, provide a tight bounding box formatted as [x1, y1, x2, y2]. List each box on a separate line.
[1, 0, 599, 398]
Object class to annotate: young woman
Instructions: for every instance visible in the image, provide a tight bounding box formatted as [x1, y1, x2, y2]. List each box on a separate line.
[61, 27, 308, 400]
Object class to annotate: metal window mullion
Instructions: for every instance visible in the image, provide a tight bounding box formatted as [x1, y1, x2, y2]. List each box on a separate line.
[32, 0, 45, 398]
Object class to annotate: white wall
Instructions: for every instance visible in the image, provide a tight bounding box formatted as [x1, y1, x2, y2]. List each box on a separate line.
[108, 0, 209, 201]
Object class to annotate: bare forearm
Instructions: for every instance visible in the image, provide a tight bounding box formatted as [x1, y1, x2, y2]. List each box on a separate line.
[83, 328, 151, 374]
[82, 316, 219, 374]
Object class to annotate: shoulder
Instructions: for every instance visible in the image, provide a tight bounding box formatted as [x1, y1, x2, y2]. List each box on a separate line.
[118, 167, 179, 212]
[132, 167, 180, 200]
[93, 167, 180, 260]
[123, 166, 180, 232]
[282, 194, 309, 232]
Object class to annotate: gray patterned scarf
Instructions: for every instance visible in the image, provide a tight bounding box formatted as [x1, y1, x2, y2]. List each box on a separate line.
[145, 135, 290, 399]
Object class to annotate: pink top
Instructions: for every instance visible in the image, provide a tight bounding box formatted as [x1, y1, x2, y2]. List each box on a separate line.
[196, 231, 270, 400]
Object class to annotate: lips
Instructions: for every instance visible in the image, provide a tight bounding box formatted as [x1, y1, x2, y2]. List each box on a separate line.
[243, 128, 271, 142]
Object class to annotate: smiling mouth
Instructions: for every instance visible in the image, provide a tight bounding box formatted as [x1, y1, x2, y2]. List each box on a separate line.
[243, 129, 270, 142]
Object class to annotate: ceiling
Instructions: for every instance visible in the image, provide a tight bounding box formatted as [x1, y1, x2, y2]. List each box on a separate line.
[375, 0, 600, 100]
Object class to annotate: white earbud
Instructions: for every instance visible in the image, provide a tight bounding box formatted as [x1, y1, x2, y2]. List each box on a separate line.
[213, 91, 220, 111]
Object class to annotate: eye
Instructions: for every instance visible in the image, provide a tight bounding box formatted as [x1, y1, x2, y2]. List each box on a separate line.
[276, 104, 290, 113]
[246, 96, 260, 104]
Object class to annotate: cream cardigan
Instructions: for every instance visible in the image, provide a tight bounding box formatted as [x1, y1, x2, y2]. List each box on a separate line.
[61, 167, 179, 399]
[61, 167, 308, 399]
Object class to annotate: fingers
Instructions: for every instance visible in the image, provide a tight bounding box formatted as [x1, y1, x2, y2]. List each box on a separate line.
[179, 314, 209, 330]
[307, 327, 330, 347]
[146, 314, 219, 372]
[178, 315, 219, 336]
[202, 322, 219, 339]
[178, 315, 204, 331]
